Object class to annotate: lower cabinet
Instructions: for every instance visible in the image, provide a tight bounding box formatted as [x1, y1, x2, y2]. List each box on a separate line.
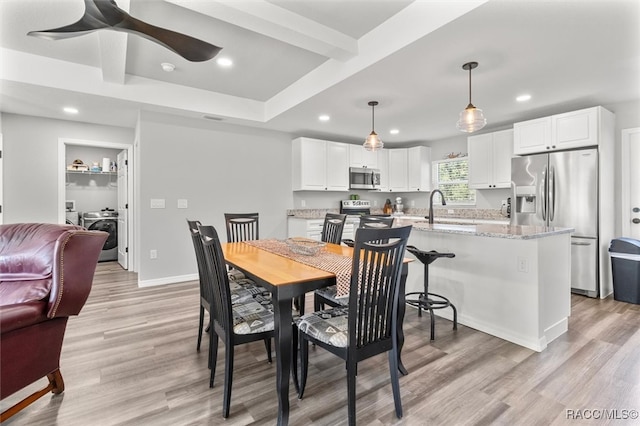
[287, 217, 356, 242]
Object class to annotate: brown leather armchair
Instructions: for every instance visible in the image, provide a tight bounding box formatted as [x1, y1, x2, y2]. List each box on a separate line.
[0, 223, 108, 421]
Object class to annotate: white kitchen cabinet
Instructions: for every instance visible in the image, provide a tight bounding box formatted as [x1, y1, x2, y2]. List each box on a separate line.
[407, 146, 432, 191]
[514, 106, 603, 155]
[468, 129, 513, 189]
[292, 137, 349, 191]
[377, 149, 389, 191]
[387, 149, 408, 192]
[513, 116, 552, 155]
[349, 144, 378, 168]
[553, 107, 599, 149]
[288, 217, 355, 242]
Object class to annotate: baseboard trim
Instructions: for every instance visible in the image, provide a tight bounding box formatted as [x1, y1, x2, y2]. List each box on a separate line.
[138, 273, 198, 288]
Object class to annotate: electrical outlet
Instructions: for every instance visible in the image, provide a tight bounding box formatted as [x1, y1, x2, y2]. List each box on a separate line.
[373, 200, 378, 206]
[150, 199, 165, 209]
[177, 199, 188, 209]
[411, 200, 415, 207]
[150, 249, 157, 259]
[517, 256, 528, 272]
[301, 200, 306, 207]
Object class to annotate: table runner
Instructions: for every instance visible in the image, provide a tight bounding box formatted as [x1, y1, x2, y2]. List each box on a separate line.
[243, 239, 352, 297]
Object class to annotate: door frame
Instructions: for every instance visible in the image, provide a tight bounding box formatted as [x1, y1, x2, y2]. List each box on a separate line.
[58, 138, 135, 271]
[621, 127, 640, 238]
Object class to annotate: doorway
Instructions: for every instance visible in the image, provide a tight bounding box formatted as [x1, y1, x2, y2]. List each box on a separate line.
[621, 127, 640, 240]
[58, 138, 134, 271]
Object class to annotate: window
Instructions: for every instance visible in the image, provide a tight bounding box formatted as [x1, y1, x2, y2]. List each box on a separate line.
[432, 157, 476, 205]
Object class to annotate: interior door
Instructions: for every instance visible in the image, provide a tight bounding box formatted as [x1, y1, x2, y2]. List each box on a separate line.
[0, 134, 3, 224]
[117, 150, 128, 269]
[622, 128, 640, 240]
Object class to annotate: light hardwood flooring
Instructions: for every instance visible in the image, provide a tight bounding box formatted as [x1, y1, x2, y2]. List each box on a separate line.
[3, 262, 640, 425]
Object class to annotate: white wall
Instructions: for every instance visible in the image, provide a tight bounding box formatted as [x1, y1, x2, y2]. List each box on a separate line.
[136, 111, 294, 284]
[1, 113, 133, 223]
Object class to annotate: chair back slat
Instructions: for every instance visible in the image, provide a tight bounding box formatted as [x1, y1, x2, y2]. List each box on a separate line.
[349, 226, 411, 350]
[321, 213, 347, 245]
[199, 225, 234, 335]
[359, 215, 395, 229]
[224, 213, 259, 243]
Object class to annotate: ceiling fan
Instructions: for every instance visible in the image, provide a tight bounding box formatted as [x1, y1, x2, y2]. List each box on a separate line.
[27, 0, 222, 62]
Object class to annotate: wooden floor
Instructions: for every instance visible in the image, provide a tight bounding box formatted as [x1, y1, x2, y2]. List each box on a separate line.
[3, 262, 640, 425]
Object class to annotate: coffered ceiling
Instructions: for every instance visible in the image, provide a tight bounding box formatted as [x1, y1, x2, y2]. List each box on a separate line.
[1, 0, 639, 144]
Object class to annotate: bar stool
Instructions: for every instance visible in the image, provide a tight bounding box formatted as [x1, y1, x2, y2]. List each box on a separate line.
[405, 245, 457, 341]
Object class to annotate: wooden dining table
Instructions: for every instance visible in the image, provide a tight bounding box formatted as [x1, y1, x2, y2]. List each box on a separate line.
[221, 241, 410, 426]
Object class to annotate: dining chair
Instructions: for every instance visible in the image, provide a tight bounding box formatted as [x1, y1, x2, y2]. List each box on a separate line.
[295, 225, 412, 426]
[198, 224, 275, 418]
[315, 215, 395, 310]
[321, 212, 347, 245]
[186, 219, 211, 353]
[224, 212, 259, 242]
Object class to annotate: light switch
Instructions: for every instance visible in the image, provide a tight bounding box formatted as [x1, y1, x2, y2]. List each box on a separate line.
[177, 199, 188, 209]
[150, 199, 165, 209]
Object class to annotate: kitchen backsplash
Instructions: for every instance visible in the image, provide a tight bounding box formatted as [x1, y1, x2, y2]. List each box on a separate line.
[288, 207, 508, 220]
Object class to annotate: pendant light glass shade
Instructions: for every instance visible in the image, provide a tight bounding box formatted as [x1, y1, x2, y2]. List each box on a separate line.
[456, 62, 486, 133]
[363, 101, 383, 151]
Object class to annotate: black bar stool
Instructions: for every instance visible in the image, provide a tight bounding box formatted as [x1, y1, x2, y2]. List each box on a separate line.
[405, 245, 457, 341]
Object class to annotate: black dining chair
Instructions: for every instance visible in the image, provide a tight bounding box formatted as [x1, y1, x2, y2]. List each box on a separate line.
[315, 215, 395, 310]
[198, 225, 275, 418]
[186, 219, 211, 353]
[224, 212, 259, 242]
[321, 212, 347, 245]
[295, 225, 412, 426]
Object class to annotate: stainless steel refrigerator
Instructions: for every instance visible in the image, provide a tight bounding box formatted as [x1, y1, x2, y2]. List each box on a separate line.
[511, 148, 599, 296]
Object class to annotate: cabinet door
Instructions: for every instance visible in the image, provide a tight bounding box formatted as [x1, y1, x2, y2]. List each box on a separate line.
[553, 107, 598, 150]
[492, 129, 514, 188]
[468, 133, 492, 189]
[388, 149, 408, 192]
[513, 116, 552, 155]
[407, 146, 431, 191]
[326, 142, 349, 191]
[292, 138, 327, 190]
[349, 144, 378, 168]
[377, 149, 390, 191]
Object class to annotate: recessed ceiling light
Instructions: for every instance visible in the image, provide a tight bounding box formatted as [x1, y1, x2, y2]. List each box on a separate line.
[63, 107, 78, 114]
[516, 94, 531, 102]
[216, 57, 233, 67]
[318, 114, 330, 122]
[161, 62, 175, 72]
[389, 129, 399, 135]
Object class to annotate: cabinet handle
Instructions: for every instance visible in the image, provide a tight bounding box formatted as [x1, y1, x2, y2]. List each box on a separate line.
[633, 218, 640, 224]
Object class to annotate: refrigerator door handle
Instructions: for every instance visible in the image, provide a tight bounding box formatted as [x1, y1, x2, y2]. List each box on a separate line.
[541, 166, 548, 221]
[549, 166, 556, 222]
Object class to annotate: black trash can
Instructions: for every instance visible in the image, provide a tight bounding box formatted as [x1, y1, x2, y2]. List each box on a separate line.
[609, 238, 640, 304]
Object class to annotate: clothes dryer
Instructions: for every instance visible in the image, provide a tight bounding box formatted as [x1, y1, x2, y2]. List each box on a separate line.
[82, 210, 118, 262]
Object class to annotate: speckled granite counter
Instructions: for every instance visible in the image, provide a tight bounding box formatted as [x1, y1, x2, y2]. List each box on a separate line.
[393, 218, 574, 240]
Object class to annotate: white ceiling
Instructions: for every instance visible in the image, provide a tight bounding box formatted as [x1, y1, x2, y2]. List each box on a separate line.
[1, 0, 639, 145]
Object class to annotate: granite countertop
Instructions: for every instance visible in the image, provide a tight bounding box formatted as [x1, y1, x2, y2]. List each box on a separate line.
[394, 218, 574, 240]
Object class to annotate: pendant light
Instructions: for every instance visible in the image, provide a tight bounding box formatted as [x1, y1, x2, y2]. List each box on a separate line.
[456, 61, 487, 133]
[363, 101, 383, 151]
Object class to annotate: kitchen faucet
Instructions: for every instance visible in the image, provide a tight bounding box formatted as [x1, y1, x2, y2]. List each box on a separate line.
[428, 189, 446, 224]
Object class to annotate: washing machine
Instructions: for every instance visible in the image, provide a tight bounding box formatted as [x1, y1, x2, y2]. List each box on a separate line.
[82, 210, 118, 262]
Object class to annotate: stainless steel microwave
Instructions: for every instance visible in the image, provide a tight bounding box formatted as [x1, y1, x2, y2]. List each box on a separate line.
[349, 167, 381, 190]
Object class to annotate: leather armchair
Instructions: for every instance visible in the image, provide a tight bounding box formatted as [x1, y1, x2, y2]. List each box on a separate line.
[0, 223, 108, 421]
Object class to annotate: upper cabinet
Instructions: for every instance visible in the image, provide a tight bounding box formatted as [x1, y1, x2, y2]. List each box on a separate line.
[377, 149, 390, 192]
[292, 137, 349, 191]
[349, 144, 378, 168]
[468, 129, 513, 189]
[407, 146, 432, 191]
[387, 149, 408, 192]
[514, 106, 605, 155]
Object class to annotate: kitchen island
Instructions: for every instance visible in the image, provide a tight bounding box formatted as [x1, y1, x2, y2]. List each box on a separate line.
[396, 219, 574, 352]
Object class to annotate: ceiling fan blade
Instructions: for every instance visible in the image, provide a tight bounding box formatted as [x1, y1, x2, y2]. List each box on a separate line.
[115, 14, 222, 62]
[27, 0, 222, 62]
[27, 2, 109, 40]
